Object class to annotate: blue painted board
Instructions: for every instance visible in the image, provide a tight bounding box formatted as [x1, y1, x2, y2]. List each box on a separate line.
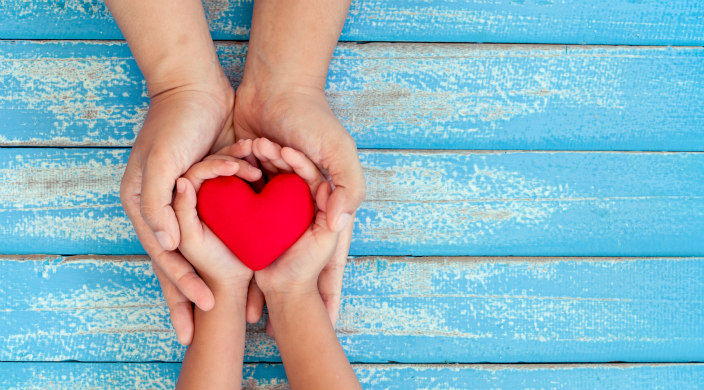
[1, 255, 702, 363]
[1, 148, 703, 256]
[2, 41, 704, 150]
[0, 0, 702, 45]
[0, 362, 703, 390]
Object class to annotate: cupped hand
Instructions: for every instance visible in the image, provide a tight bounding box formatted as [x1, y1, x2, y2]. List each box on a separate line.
[120, 83, 236, 345]
[234, 86, 364, 327]
[172, 143, 262, 290]
[250, 139, 341, 336]
[255, 183, 339, 295]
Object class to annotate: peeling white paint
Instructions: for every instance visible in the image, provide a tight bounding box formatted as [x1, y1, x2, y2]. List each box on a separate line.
[5, 214, 135, 242]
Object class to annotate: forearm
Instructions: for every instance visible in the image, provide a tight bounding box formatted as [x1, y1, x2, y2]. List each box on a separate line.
[242, 0, 351, 93]
[103, 0, 229, 98]
[176, 285, 248, 389]
[266, 290, 360, 390]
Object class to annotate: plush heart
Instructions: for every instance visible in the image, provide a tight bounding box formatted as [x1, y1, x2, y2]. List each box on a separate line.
[196, 173, 314, 271]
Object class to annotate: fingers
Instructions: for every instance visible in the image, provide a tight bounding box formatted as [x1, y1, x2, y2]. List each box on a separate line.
[139, 151, 183, 250]
[281, 146, 325, 197]
[246, 279, 265, 324]
[121, 161, 206, 342]
[316, 181, 333, 213]
[322, 141, 366, 232]
[152, 249, 215, 312]
[318, 263, 346, 327]
[152, 263, 194, 345]
[173, 178, 202, 243]
[253, 137, 293, 175]
[185, 157, 262, 191]
[122, 164, 214, 313]
[318, 215, 354, 326]
[213, 138, 254, 159]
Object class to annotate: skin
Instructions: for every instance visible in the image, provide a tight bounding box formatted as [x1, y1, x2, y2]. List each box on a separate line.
[172, 143, 257, 389]
[173, 140, 360, 389]
[103, 0, 366, 344]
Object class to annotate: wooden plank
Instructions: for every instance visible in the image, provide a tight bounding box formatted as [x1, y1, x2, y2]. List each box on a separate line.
[1, 148, 703, 256]
[2, 41, 703, 150]
[0, 0, 702, 45]
[0, 362, 703, 390]
[1, 255, 702, 363]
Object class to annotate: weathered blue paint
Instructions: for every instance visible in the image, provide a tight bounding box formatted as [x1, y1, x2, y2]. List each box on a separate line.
[1, 256, 702, 363]
[0, 362, 702, 390]
[1, 148, 702, 256]
[1, 1, 702, 386]
[0, 1, 703, 45]
[2, 41, 704, 150]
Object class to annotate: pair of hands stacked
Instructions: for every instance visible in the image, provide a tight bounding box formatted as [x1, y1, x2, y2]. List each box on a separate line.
[106, 0, 364, 346]
[120, 83, 366, 344]
[173, 137, 340, 334]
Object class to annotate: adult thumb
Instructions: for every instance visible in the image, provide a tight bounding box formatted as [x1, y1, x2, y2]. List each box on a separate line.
[324, 146, 366, 232]
[140, 153, 182, 250]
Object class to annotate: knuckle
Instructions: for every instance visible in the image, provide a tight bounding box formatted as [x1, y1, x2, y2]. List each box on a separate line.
[139, 203, 159, 224]
[150, 251, 170, 269]
[147, 145, 173, 165]
[323, 259, 347, 274]
[176, 269, 202, 289]
[346, 178, 367, 206]
[119, 172, 136, 207]
[354, 179, 367, 202]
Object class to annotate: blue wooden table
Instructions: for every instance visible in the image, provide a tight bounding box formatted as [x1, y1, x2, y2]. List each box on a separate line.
[1, 1, 703, 388]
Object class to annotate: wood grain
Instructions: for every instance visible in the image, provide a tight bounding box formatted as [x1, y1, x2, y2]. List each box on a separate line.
[1, 148, 702, 256]
[1, 255, 702, 363]
[0, 362, 702, 390]
[0, 0, 702, 45]
[2, 41, 703, 150]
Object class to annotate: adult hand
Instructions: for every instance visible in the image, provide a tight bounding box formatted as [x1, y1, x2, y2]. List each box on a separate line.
[104, 0, 252, 346]
[120, 83, 237, 345]
[234, 86, 365, 328]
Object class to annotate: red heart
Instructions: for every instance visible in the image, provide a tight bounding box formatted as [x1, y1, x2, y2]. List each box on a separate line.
[196, 173, 314, 271]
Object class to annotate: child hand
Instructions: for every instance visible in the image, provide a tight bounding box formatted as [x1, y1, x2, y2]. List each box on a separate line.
[250, 138, 341, 297]
[173, 140, 263, 293]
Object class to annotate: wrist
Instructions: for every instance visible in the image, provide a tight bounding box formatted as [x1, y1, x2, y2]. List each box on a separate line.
[261, 282, 319, 307]
[145, 55, 234, 117]
[240, 55, 326, 94]
[234, 80, 327, 136]
[202, 275, 252, 300]
[237, 56, 327, 113]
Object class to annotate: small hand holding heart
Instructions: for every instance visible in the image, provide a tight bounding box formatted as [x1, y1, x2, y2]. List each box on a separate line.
[173, 138, 340, 314]
[173, 140, 263, 290]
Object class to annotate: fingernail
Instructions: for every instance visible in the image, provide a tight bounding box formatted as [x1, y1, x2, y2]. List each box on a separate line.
[176, 179, 185, 193]
[335, 213, 351, 232]
[155, 230, 173, 250]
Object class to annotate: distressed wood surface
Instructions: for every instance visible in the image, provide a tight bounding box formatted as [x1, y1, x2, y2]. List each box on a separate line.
[0, 363, 703, 390]
[0, 0, 702, 45]
[1, 148, 703, 256]
[1, 255, 702, 363]
[2, 41, 704, 150]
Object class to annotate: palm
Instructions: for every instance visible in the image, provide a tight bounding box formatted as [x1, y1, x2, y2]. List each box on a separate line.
[190, 224, 253, 284]
[232, 90, 349, 168]
[232, 89, 363, 327]
[139, 90, 237, 171]
[121, 87, 237, 344]
[255, 213, 337, 294]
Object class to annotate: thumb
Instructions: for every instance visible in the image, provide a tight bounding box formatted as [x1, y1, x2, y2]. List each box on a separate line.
[323, 146, 366, 232]
[140, 152, 183, 250]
